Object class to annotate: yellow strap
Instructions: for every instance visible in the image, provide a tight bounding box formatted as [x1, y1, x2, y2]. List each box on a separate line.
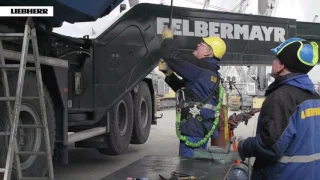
[224, 106, 229, 144]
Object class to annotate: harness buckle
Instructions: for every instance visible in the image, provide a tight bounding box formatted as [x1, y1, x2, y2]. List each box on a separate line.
[189, 105, 200, 117]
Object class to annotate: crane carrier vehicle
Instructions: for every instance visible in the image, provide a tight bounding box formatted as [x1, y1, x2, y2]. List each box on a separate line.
[0, 0, 320, 179]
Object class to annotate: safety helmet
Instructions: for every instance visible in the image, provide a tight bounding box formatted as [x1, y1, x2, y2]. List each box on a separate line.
[271, 37, 319, 74]
[203, 36, 226, 59]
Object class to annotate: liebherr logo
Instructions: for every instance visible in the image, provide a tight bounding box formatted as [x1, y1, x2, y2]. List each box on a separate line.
[157, 17, 286, 42]
[0, 6, 53, 17]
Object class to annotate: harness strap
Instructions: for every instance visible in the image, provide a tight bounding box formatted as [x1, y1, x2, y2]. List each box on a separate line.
[184, 75, 220, 121]
[197, 76, 221, 109]
[175, 84, 225, 148]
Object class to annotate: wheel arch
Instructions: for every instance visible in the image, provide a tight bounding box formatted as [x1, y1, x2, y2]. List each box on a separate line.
[40, 64, 68, 162]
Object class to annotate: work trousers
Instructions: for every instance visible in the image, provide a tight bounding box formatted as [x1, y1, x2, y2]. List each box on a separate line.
[178, 136, 208, 157]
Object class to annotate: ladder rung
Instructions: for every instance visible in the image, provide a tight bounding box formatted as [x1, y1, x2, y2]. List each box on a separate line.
[0, 37, 23, 41]
[0, 96, 39, 101]
[17, 151, 46, 155]
[18, 125, 43, 128]
[0, 33, 24, 37]
[0, 65, 36, 71]
[0, 132, 10, 136]
[0, 33, 24, 40]
[20, 177, 49, 180]
[0, 168, 5, 173]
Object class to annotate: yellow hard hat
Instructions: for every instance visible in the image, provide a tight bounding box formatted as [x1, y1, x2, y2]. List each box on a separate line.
[203, 36, 227, 59]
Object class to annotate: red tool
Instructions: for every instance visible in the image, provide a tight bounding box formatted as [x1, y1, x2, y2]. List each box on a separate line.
[227, 108, 261, 164]
[228, 108, 261, 130]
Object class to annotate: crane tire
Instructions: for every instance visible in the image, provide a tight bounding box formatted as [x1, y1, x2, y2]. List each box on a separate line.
[130, 81, 152, 144]
[0, 71, 56, 179]
[97, 92, 134, 155]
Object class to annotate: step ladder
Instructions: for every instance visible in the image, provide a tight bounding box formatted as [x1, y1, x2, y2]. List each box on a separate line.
[0, 17, 54, 180]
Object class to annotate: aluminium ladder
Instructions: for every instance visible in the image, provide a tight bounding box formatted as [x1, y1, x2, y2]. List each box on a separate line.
[0, 17, 54, 180]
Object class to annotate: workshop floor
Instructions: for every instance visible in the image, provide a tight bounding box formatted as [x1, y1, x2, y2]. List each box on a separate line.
[54, 109, 258, 180]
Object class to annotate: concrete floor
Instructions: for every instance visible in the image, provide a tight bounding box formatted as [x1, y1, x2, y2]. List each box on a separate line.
[54, 109, 259, 180]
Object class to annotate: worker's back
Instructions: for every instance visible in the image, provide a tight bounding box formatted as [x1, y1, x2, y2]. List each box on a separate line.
[183, 57, 220, 112]
[254, 73, 320, 180]
[179, 57, 221, 138]
[275, 84, 320, 179]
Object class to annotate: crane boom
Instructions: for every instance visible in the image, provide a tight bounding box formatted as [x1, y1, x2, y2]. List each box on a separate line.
[203, 0, 210, 9]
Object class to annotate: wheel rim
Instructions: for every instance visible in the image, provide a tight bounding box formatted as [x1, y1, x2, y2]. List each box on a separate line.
[117, 101, 127, 136]
[140, 99, 148, 128]
[4, 104, 42, 170]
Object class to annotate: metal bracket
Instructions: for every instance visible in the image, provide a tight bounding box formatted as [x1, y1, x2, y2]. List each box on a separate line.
[156, 113, 163, 120]
[133, 84, 139, 93]
[193, 137, 240, 164]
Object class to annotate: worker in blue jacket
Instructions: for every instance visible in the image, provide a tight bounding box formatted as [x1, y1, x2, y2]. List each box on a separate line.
[158, 27, 226, 157]
[238, 37, 320, 180]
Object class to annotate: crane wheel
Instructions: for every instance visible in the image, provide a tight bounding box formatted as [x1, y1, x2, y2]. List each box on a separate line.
[130, 81, 152, 144]
[0, 72, 56, 179]
[97, 92, 134, 155]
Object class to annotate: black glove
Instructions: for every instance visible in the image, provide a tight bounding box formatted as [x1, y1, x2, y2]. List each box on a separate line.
[237, 139, 246, 161]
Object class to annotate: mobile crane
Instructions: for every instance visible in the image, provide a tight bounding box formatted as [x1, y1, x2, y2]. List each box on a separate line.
[0, 0, 320, 179]
[0, 0, 159, 178]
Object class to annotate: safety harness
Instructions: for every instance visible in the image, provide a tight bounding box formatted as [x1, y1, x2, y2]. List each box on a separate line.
[175, 78, 225, 148]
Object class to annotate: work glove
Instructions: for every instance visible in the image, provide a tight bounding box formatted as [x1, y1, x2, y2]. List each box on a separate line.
[237, 138, 246, 161]
[162, 27, 174, 40]
[158, 60, 173, 76]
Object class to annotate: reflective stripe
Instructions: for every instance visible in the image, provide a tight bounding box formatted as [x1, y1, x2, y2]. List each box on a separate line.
[185, 102, 216, 110]
[279, 153, 320, 163]
[202, 104, 216, 110]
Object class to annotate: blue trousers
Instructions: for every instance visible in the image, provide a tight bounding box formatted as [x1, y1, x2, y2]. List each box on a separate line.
[179, 136, 208, 157]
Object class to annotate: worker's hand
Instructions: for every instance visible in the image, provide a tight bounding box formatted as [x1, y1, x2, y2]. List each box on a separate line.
[165, 68, 173, 76]
[158, 60, 173, 76]
[162, 26, 174, 40]
[237, 138, 246, 161]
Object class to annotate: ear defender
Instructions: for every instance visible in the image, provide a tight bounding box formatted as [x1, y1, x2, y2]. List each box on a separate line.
[298, 41, 319, 66]
[271, 37, 306, 55]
